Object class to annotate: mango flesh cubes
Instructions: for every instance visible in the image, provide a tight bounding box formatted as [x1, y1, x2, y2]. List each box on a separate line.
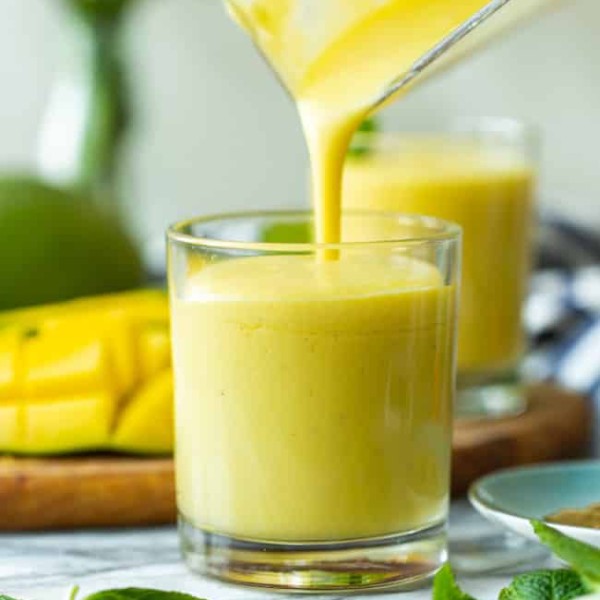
[0, 290, 173, 455]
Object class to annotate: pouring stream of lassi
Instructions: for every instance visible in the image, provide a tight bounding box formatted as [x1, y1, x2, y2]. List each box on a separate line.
[171, 0, 547, 564]
[226, 0, 503, 244]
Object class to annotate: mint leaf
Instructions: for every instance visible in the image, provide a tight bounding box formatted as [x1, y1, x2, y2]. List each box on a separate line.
[348, 117, 379, 158]
[499, 569, 585, 600]
[433, 564, 478, 600]
[83, 589, 205, 600]
[533, 520, 600, 590]
[0, 595, 21, 600]
[261, 222, 311, 244]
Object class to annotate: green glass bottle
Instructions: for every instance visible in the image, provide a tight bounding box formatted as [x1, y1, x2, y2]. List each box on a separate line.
[40, 0, 137, 211]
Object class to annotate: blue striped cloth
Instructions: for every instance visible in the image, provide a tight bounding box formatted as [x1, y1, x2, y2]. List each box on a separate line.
[524, 215, 600, 452]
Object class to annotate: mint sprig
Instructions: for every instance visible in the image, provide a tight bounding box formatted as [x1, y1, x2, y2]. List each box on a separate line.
[348, 117, 379, 158]
[433, 564, 477, 600]
[532, 521, 600, 591]
[433, 567, 587, 600]
[499, 570, 586, 600]
[432, 520, 600, 600]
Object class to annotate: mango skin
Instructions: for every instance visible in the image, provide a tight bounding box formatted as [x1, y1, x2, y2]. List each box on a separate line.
[0, 290, 174, 456]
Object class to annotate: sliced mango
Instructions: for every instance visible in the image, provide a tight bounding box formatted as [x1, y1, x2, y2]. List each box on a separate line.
[43, 311, 138, 398]
[0, 403, 20, 449]
[0, 329, 22, 400]
[112, 369, 174, 455]
[23, 392, 114, 454]
[22, 329, 114, 398]
[139, 325, 171, 380]
[0, 289, 173, 456]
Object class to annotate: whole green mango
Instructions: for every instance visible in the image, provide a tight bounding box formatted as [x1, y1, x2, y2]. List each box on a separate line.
[0, 176, 143, 310]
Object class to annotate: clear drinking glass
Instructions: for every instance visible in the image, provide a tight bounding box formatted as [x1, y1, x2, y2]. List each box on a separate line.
[168, 211, 460, 592]
[344, 119, 537, 418]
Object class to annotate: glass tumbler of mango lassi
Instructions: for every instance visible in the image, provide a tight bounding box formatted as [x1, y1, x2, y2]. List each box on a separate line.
[168, 210, 460, 592]
[344, 119, 536, 419]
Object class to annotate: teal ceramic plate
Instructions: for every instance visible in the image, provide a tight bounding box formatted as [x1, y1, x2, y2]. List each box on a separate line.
[469, 461, 600, 548]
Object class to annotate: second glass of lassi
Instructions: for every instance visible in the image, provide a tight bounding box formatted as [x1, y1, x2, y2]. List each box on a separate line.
[344, 119, 536, 418]
[169, 210, 460, 592]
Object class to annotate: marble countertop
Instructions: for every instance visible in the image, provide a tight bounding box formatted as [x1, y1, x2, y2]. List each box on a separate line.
[0, 501, 557, 600]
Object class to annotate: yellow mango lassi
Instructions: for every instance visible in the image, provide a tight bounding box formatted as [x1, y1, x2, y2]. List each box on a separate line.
[344, 137, 534, 377]
[173, 252, 455, 542]
[169, 0, 544, 589]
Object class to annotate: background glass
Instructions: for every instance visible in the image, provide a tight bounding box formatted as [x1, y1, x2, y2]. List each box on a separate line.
[344, 119, 537, 418]
[168, 211, 460, 592]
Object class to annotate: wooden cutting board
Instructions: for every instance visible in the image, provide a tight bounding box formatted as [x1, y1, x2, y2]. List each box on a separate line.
[452, 384, 593, 494]
[0, 384, 592, 530]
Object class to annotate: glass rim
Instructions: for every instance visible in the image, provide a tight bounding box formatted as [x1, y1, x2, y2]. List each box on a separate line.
[167, 209, 461, 253]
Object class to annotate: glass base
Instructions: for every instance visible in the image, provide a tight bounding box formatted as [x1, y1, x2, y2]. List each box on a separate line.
[179, 515, 447, 593]
[456, 371, 526, 420]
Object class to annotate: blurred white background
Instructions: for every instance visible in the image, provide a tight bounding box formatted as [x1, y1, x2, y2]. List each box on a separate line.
[1, 0, 598, 244]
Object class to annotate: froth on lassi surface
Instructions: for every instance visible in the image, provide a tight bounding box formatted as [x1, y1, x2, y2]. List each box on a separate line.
[225, 0, 493, 244]
[172, 253, 455, 542]
[343, 139, 534, 375]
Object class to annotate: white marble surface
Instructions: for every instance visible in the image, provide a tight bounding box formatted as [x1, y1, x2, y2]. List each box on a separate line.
[0, 502, 556, 600]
